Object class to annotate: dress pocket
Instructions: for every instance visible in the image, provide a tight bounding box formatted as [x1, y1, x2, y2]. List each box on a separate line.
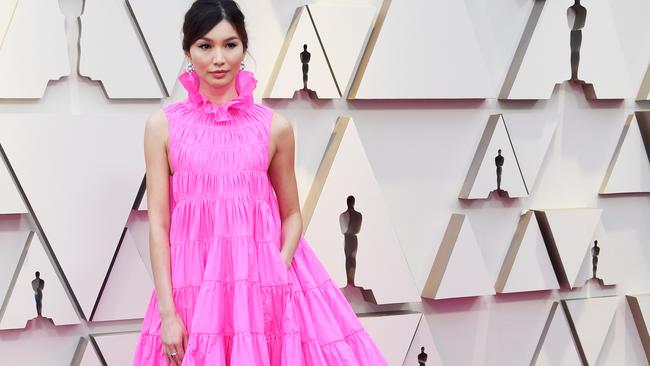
[272, 243, 289, 272]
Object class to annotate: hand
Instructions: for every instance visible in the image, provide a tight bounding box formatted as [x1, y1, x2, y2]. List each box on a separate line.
[279, 249, 293, 270]
[160, 311, 188, 365]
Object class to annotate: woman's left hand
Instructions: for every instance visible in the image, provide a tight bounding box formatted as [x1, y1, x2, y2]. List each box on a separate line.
[280, 250, 293, 270]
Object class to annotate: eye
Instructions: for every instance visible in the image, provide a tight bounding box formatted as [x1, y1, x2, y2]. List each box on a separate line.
[226, 42, 238, 49]
[198, 43, 211, 49]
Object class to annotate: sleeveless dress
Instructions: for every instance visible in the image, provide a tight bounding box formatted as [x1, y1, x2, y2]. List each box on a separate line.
[132, 69, 388, 366]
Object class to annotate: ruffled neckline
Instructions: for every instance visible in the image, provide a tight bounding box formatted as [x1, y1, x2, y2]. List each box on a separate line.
[178, 69, 257, 122]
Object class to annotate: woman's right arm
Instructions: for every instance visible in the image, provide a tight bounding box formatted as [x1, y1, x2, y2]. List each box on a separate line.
[144, 109, 175, 319]
[144, 109, 188, 364]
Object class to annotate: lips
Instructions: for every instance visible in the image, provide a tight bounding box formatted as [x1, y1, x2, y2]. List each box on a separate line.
[210, 70, 228, 74]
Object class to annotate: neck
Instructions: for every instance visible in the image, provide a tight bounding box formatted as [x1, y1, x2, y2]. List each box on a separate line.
[198, 78, 239, 106]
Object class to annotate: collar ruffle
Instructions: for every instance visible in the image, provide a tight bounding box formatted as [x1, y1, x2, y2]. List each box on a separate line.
[178, 69, 257, 121]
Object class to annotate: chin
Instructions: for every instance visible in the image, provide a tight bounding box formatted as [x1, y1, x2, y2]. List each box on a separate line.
[207, 74, 234, 87]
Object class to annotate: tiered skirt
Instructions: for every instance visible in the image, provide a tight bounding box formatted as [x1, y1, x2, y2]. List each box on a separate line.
[132, 196, 387, 365]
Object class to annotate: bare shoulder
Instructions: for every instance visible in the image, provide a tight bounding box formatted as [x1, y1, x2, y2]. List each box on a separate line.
[144, 108, 169, 142]
[271, 110, 292, 131]
[270, 110, 294, 139]
[268, 111, 295, 162]
[146, 108, 168, 131]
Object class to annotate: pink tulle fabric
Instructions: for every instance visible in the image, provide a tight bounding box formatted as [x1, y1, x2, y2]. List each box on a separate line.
[132, 69, 388, 365]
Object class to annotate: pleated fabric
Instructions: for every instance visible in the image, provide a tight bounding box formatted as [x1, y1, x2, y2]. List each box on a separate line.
[132, 69, 387, 365]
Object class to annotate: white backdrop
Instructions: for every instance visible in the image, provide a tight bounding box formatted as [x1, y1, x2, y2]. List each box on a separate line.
[1, 0, 650, 365]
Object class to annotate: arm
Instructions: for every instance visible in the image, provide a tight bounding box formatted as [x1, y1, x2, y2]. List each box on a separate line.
[267, 112, 302, 268]
[143, 109, 175, 318]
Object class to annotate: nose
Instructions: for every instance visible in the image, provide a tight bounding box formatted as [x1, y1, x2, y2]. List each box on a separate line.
[212, 46, 226, 65]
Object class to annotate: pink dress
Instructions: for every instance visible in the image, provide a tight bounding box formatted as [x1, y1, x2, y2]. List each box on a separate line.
[132, 69, 388, 365]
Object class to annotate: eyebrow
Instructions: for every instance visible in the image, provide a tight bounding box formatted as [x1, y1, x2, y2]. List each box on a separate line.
[199, 36, 240, 43]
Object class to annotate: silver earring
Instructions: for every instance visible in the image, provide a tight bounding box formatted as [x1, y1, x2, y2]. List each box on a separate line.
[240, 62, 245, 70]
[186, 62, 194, 73]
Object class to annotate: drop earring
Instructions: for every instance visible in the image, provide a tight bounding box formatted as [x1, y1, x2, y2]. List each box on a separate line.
[240, 62, 245, 70]
[186, 62, 194, 73]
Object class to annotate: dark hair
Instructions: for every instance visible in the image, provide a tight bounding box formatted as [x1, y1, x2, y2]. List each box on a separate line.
[182, 0, 248, 53]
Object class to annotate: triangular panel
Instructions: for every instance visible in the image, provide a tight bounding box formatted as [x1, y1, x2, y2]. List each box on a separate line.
[93, 332, 141, 365]
[307, 4, 375, 97]
[403, 314, 444, 366]
[0, 231, 31, 308]
[422, 213, 494, 299]
[537, 208, 602, 289]
[0, 114, 147, 317]
[579, 0, 631, 99]
[93, 228, 153, 321]
[501, 0, 569, 100]
[600, 113, 650, 194]
[1, 234, 78, 329]
[264, 6, 340, 99]
[132, 175, 148, 211]
[79, 0, 162, 98]
[627, 294, 650, 364]
[503, 0, 630, 99]
[638, 65, 650, 101]
[460, 114, 528, 199]
[496, 211, 559, 293]
[0, 331, 79, 365]
[303, 117, 420, 304]
[350, 0, 492, 99]
[127, 0, 189, 95]
[0, 0, 18, 48]
[0, 148, 27, 214]
[358, 312, 421, 366]
[531, 302, 582, 365]
[563, 296, 619, 365]
[0, 0, 69, 98]
[78, 339, 103, 366]
[127, 210, 153, 280]
[503, 112, 558, 191]
[138, 191, 148, 211]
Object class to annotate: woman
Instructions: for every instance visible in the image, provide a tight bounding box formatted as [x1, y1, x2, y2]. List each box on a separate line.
[132, 1, 388, 364]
